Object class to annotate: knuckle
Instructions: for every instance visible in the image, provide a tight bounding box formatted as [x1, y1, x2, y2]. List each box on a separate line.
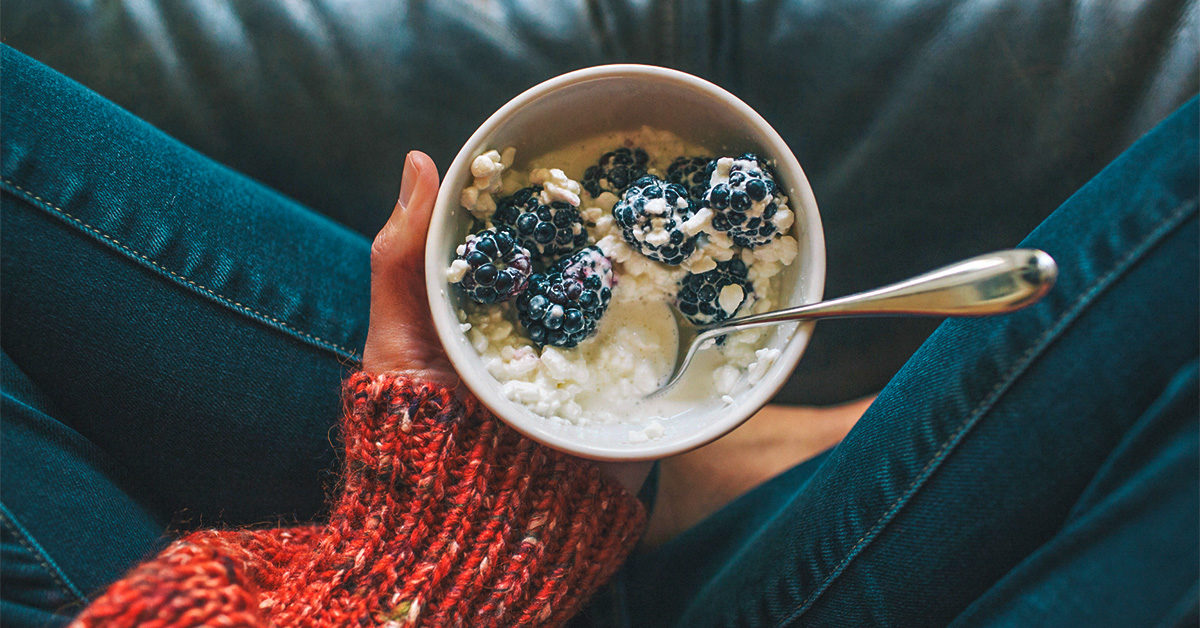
[370, 229, 396, 271]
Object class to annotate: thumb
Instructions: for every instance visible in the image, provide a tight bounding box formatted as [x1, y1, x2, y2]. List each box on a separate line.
[364, 150, 443, 375]
[371, 150, 440, 281]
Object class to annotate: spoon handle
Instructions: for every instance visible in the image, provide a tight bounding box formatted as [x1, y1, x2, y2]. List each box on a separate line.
[703, 249, 1057, 336]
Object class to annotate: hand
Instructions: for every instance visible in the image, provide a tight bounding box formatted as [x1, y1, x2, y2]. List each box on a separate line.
[363, 151, 652, 494]
[362, 151, 457, 385]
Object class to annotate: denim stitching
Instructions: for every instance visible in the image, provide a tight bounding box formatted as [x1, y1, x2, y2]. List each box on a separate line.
[0, 502, 88, 604]
[1, 179, 363, 362]
[778, 199, 1198, 625]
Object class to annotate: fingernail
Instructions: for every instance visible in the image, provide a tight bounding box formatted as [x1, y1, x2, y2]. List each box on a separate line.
[399, 152, 419, 208]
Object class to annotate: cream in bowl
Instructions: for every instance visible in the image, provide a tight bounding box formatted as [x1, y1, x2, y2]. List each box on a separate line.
[426, 65, 825, 460]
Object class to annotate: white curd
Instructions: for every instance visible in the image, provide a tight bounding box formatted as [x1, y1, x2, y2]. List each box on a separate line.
[451, 127, 800, 435]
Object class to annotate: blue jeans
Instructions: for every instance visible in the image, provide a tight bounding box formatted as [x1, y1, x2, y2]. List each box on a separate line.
[1, 46, 369, 626]
[2, 45, 1197, 627]
[591, 98, 1199, 626]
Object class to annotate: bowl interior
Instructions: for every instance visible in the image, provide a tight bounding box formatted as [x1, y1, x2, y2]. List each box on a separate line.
[427, 65, 825, 460]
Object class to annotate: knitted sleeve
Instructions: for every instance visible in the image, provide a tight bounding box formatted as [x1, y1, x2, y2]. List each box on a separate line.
[70, 372, 647, 627]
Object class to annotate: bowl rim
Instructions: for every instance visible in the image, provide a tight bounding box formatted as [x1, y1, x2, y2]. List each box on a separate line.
[426, 63, 826, 460]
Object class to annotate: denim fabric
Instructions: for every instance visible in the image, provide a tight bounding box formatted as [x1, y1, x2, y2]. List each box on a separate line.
[585, 99, 1199, 626]
[1, 45, 372, 625]
[1, 353, 164, 627]
[5, 0, 1195, 405]
[2, 42, 1198, 627]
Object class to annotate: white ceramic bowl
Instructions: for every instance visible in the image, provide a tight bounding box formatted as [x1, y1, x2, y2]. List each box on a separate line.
[426, 64, 825, 461]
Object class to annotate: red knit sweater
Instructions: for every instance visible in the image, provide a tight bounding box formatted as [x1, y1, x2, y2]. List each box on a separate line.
[70, 372, 647, 627]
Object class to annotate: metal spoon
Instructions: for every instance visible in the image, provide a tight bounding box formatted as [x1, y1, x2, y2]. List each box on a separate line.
[652, 248, 1057, 397]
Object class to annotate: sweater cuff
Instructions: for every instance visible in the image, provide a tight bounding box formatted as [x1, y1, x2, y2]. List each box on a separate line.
[71, 373, 648, 628]
[333, 371, 648, 626]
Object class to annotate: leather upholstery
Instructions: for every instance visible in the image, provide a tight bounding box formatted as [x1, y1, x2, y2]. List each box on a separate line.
[4, 0, 1196, 403]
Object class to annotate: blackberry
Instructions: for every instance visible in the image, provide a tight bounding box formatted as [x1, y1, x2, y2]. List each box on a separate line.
[666, 155, 715, 205]
[581, 147, 650, 198]
[516, 247, 614, 348]
[493, 186, 588, 263]
[675, 259, 753, 326]
[612, 175, 697, 266]
[703, 153, 789, 248]
[451, 229, 532, 304]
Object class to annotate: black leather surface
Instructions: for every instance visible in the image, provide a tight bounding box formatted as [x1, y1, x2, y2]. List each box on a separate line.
[3, 0, 1196, 403]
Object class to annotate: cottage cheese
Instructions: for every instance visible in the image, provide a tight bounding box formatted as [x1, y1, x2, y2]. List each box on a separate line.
[459, 147, 515, 220]
[451, 128, 800, 433]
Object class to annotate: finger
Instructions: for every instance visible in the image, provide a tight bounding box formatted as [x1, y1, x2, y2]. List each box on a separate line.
[372, 150, 440, 282]
[364, 151, 442, 374]
[370, 151, 439, 323]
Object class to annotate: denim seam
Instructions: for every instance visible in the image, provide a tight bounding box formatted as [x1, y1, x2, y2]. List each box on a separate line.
[1, 178, 362, 362]
[0, 502, 87, 604]
[777, 198, 1199, 625]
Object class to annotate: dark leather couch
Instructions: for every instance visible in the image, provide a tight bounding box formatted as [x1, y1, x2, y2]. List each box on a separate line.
[4, 0, 1195, 404]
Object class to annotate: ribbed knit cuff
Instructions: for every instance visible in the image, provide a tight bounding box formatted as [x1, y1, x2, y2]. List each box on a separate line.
[329, 372, 648, 626]
[70, 372, 647, 628]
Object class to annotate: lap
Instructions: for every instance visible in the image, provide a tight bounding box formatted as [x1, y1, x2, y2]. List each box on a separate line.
[2, 40, 1196, 628]
[1, 45, 375, 622]
[596, 99, 1200, 627]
